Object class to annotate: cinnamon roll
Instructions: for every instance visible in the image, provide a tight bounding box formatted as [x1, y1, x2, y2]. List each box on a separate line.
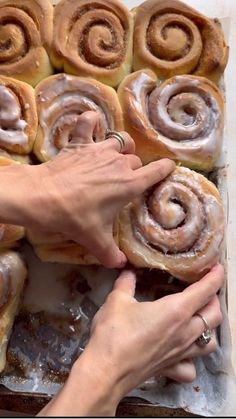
[0, 76, 37, 154]
[0, 0, 53, 86]
[133, 0, 228, 82]
[118, 70, 224, 171]
[50, 0, 133, 87]
[27, 229, 108, 266]
[0, 251, 27, 372]
[27, 220, 119, 266]
[119, 167, 224, 283]
[34, 73, 124, 162]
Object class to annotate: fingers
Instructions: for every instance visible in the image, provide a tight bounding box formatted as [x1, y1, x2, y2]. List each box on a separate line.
[113, 270, 137, 297]
[80, 230, 127, 269]
[70, 111, 100, 145]
[133, 159, 176, 194]
[160, 359, 196, 383]
[183, 331, 218, 359]
[188, 296, 222, 341]
[102, 131, 136, 155]
[125, 154, 142, 170]
[181, 264, 224, 315]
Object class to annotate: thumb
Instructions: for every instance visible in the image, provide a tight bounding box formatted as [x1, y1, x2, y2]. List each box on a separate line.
[113, 270, 137, 297]
[70, 110, 101, 145]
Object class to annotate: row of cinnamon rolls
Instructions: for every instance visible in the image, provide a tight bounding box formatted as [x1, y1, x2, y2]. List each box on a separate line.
[0, 0, 228, 87]
[0, 71, 224, 171]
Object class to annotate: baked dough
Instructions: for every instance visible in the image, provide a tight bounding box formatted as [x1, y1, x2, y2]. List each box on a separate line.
[118, 70, 224, 171]
[119, 167, 224, 283]
[34, 73, 124, 162]
[0, 0, 53, 86]
[0, 251, 27, 372]
[133, 0, 228, 82]
[50, 0, 133, 87]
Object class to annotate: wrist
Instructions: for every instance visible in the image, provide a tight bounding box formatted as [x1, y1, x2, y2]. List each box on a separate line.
[41, 348, 122, 417]
[68, 349, 122, 416]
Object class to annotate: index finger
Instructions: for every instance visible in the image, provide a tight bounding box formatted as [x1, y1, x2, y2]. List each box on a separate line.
[133, 159, 176, 194]
[181, 264, 225, 315]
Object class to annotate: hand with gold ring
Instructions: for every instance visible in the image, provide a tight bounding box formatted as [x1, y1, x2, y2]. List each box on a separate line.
[19, 110, 175, 268]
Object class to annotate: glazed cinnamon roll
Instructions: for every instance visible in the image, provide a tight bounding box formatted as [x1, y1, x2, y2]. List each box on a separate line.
[0, 0, 53, 86]
[118, 70, 224, 171]
[34, 73, 124, 162]
[50, 0, 133, 87]
[133, 0, 228, 82]
[0, 251, 27, 372]
[119, 167, 224, 283]
[0, 76, 37, 154]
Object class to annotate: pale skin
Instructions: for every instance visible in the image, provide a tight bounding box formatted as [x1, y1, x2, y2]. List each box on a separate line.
[0, 111, 223, 416]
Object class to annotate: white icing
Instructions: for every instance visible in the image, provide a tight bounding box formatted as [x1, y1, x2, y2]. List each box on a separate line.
[128, 72, 223, 165]
[131, 167, 224, 276]
[0, 86, 28, 146]
[38, 75, 115, 158]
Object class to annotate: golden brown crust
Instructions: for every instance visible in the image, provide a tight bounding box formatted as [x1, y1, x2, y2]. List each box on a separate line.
[33, 243, 99, 266]
[27, 221, 119, 266]
[34, 73, 124, 162]
[119, 167, 224, 283]
[0, 251, 27, 372]
[133, 0, 228, 82]
[50, 0, 133, 87]
[0, 0, 53, 86]
[0, 76, 37, 154]
[118, 70, 224, 171]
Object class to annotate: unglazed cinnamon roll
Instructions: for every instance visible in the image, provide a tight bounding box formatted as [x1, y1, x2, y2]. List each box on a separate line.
[0, 76, 37, 154]
[119, 167, 224, 283]
[0, 251, 27, 372]
[133, 0, 228, 82]
[27, 228, 118, 265]
[34, 73, 124, 162]
[118, 70, 224, 171]
[50, 0, 133, 87]
[0, 0, 53, 86]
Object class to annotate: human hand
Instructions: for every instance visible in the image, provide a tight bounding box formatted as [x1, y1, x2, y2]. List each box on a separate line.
[26, 111, 175, 268]
[40, 264, 223, 416]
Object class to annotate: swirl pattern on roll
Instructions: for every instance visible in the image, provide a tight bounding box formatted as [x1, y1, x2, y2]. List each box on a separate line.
[0, 251, 27, 372]
[0, 76, 37, 154]
[51, 0, 133, 87]
[0, 0, 53, 86]
[34, 73, 124, 162]
[119, 167, 224, 282]
[133, 0, 228, 81]
[118, 70, 224, 171]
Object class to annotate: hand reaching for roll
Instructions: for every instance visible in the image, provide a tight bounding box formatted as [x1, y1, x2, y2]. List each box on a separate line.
[40, 266, 224, 416]
[20, 111, 175, 268]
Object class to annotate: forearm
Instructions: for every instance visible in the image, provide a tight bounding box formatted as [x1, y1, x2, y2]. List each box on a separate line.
[39, 350, 121, 417]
